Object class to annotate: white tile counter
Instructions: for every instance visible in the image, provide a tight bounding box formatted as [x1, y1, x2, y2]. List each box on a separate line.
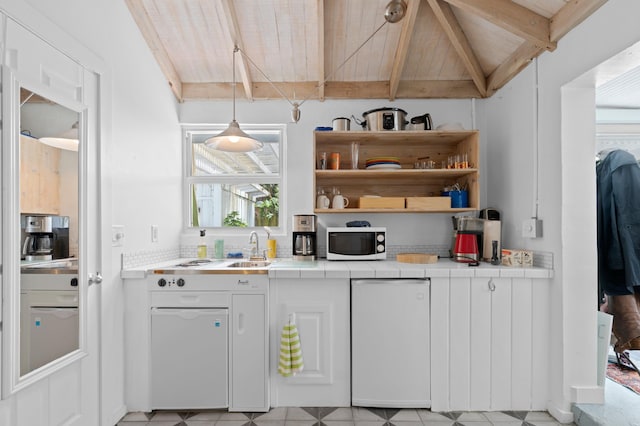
[121, 257, 553, 280]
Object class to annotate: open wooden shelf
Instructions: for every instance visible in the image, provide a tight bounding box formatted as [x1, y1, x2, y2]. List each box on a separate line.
[313, 130, 480, 213]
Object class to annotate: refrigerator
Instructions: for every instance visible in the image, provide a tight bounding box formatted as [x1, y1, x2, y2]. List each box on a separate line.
[351, 278, 430, 407]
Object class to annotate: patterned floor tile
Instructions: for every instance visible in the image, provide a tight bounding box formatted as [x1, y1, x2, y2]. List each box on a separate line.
[388, 409, 421, 422]
[323, 408, 354, 421]
[455, 412, 489, 422]
[523, 411, 556, 422]
[352, 407, 385, 421]
[286, 407, 318, 421]
[121, 412, 153, 421]
[188, 411, 223, 421]
[254, 407, 287, 421]
[482, 411, 525, 422]
[149, 411, 184, 422]
[116, 422, 150, 426]
[218, 412, 253, 421]
[215, 421, 255, 426]
[416, 409, 456, 423]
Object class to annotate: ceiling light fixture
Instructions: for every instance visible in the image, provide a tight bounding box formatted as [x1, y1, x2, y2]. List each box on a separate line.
[235, 0, 407, 123]
[205, 46, 264, 152]
[39, 121, 79, 152]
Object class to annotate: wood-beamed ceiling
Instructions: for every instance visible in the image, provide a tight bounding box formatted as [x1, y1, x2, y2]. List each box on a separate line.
[125, 0, 608, 102]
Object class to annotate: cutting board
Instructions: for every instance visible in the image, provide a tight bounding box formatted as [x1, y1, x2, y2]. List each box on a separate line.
[396, 253, 438, 264]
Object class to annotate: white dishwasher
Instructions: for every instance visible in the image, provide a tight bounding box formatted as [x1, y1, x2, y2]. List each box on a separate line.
[151, 291, 229, 409]
[351, 278, 430, 408]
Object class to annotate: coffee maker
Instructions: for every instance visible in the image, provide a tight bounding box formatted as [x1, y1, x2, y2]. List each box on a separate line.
[479, 208, 501, 263]
[21, 215, 70, 261]
[292, 214, 317, 261]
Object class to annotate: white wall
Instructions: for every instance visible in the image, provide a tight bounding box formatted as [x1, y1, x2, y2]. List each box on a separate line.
[23, 0, 184, 253]
[481, 0, 640, 419]
[180, 98, 484, 252]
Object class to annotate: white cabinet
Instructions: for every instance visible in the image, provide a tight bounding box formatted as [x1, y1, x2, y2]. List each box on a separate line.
[230, 294, 268, 412]
[124, 275, 269, 413]
[430, 275, 550, 412]
[269, 278, 350, 406]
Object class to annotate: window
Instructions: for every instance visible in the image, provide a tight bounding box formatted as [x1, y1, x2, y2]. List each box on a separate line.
[184, 124, 284, 229]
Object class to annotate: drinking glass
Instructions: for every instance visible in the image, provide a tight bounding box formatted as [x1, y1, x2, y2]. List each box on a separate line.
[351, 142, 360, 169]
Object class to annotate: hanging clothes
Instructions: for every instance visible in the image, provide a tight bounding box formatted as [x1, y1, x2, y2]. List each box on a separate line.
[596, 149, 640, 295]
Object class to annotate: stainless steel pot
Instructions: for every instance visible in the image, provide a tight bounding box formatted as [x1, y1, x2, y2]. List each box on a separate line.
[332, 117, 351, 131]
[357, 107, 408, 131]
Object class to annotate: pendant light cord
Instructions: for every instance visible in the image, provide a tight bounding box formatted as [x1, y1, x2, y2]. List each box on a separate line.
[232, 46, 238, 121]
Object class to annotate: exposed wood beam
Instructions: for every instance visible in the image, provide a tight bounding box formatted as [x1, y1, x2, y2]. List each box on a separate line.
[444, 0, 556, 51]
[550, 0, 608, 42]
[317, 0, 325, 101]
[486, 41, 543, 96]
[389, 0, 420, 101]
[182, 80, 482, 100]
[395, 80, 482, 98]
[426, 0, 487, 97]
[220, 0, 253, 100]
[125, 0, 183, 101]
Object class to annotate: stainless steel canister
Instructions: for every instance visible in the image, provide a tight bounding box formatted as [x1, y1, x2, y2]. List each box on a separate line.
[332, 117, 351, 131]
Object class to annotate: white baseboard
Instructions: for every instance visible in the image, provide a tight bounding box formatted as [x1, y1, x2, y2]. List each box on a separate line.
[571, 385, 605, 404]
[548, 401, 575, 424]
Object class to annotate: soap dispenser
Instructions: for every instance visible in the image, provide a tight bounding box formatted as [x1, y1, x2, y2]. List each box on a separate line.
[197, 229, 207, 258]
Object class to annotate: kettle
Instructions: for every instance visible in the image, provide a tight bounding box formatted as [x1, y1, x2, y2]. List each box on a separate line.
[453, 232, 479, 263]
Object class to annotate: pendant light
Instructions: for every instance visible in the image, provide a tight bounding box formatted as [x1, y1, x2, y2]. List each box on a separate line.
[205, 46, 263, 152]
[39, 121, 79, 152]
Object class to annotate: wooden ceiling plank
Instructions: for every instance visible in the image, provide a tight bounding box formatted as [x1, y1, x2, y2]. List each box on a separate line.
[220, 0, 253, 100]
[389, 0, 420, 101]
[426, 0, 487, 96]
[486, 41, 542, 96]
[317, 0, 325, 101]
[125, 0, 183, 101]
[444, 0, 556, 51]
[550, 0, 608, 42]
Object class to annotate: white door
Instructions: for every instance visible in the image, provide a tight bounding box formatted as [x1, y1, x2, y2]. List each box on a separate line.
[0, 16, 102, 425]
[80, 68, 102, 425]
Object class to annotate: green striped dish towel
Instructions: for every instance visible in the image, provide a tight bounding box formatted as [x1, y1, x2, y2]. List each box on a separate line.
[278, 317, 304, 377]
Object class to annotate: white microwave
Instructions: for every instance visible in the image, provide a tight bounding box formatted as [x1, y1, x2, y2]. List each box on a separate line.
[326, 227, 386, 260]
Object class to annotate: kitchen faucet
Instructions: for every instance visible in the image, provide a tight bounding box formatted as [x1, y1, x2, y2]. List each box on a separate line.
[248, 231, 262, 259]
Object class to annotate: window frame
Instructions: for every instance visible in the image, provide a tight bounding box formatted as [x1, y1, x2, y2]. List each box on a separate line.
[182, 123, 287, 234]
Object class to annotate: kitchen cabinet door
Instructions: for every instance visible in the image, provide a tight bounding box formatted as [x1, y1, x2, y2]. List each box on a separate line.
[270, 278, 350, 406]
[230, 294, 268, 412]
[430, 276, 550, 412]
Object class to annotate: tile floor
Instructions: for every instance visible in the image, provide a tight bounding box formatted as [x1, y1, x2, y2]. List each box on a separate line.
[117, 406, 571, 426]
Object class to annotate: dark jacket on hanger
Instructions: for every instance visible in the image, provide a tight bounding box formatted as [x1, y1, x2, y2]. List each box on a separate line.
[597, 149, 640, 295]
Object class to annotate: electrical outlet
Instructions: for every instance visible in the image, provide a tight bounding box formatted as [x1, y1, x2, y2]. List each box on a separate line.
[522, 218, 542, 238]
[112, 225, 125, 247]
[151, 225, 159, 243]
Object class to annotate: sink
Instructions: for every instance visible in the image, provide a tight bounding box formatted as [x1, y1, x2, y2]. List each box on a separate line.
[227, 260, 271, 268]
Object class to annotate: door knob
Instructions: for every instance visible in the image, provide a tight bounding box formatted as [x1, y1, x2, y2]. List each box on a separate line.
[88, 273, 103, 285]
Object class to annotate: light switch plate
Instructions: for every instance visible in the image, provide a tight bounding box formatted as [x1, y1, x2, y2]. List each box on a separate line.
[151, 225, 159, 243]
[112, 225, 125, 247]
[522, 218, 542, 238]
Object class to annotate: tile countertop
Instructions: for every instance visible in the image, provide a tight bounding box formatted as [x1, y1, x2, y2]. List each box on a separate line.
[121, 257, 553, 280]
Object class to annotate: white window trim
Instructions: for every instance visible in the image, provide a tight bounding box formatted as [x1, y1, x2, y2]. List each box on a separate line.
[182, 123, 287, 235]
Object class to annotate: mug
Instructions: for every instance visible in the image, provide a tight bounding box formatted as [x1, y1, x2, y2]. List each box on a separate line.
[316, 194, 330, 209]
[332, 194, 349, 209]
